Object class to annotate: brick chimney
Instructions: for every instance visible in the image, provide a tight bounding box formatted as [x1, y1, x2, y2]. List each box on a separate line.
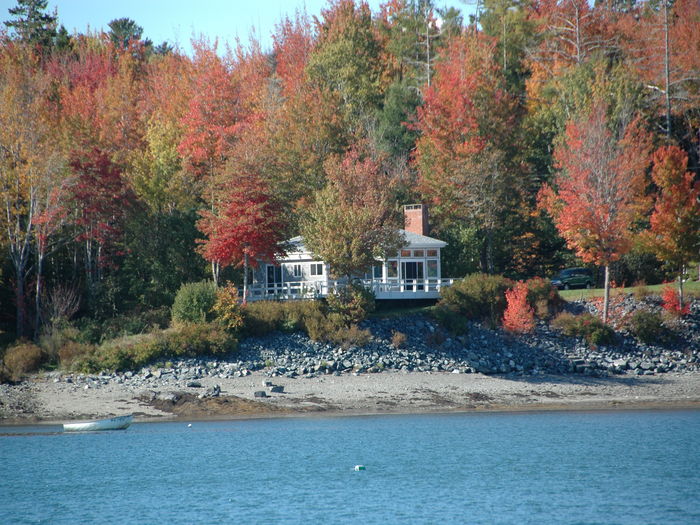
[403, 204, 429, 236]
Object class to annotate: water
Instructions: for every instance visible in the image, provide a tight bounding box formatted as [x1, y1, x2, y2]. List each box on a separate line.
[1, 410, 699, 524]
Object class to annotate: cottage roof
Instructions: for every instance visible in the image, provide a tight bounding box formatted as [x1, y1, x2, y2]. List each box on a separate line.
[284, 230, 446, 255]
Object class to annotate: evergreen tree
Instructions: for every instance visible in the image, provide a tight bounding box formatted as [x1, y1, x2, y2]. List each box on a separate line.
[4, 0, 58, 49]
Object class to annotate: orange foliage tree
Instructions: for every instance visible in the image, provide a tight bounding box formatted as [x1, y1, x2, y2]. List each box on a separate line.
[503, 281, 536, 334]
[643, 146, 700, 310]
[538, 102, 651, 323]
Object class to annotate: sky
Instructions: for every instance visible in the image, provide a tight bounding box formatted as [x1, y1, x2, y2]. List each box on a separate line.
[1, 0, 476, 55]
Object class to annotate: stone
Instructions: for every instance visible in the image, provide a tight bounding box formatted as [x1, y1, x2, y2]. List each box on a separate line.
[186, 381, 202, 388]
[254, 390, 267, 398]
[270, 385, 284, 393]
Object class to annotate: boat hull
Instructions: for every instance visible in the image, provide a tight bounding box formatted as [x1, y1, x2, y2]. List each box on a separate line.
[63, 414, 133, 432]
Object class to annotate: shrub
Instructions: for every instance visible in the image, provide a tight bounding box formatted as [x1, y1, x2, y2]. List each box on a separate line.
[627, 310, 670, 345]
[633, 281, 650, 301]
[439, 273, 513, 326]
[503, 281, 535, 334]
[551, 312, 616, 346]
[332, 324, 372, 350]
[77, 323, 237, 373]
[165, 322, 234, 357]
[661, 285, 690, 317]
[212, 283, 245, 332]
[391, 330, 407, 348]
[2, 342, 45, 380]
[430, 304, 468, 335]
[242, 301, 289, 335]
[171, 281, 218, 324]
[326, 283, 375, 325]
[58, 341, 95, 369]
[525, 277, 563, 319]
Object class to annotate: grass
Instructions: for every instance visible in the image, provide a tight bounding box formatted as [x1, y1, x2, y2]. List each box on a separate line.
[557, 280, 700, 301]
[370, 300, 437, 319]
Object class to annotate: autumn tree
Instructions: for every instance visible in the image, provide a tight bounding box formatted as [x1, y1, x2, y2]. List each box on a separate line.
[0, 44, 65, 336]
[415, 34, 518, 273]
[69, 148, 133, 309]
[643, 146, 700, 309]
[300, 145, 405, 279]
[197, 172, 286, 300]
[539, 102, 651, 323]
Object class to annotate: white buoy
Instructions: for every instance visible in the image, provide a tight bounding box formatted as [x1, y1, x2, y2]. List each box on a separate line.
[354, 465, 366, 471]
[187, 423, 192, 428]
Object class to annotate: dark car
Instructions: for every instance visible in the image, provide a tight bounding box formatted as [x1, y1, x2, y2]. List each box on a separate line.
[551, 268, 594, 290]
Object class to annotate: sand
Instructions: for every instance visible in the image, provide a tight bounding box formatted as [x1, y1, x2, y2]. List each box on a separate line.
[1, 370, 699, 425]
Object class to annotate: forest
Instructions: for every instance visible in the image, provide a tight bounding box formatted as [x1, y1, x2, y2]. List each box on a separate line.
[1, 0, 699, 343]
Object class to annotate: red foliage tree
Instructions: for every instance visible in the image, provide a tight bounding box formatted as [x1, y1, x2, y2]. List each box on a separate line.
[539, 102, 651, 323]
[661, 284, 691, 317]
[503, 281, 536, 334]
[69, 148, 133, 298]
[643, 146, 700, 309]
[196, 173, 286, 302]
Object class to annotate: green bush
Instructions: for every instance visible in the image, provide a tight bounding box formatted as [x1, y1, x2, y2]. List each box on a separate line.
[627, 310, 670, 345]
[242, 301, 289, 335]
[525, 277, 564, 319]
[172, 281, 218, 324]
[551, 312, 616, 346]
[2, 342, 45, 380]
[76, 323, 237, 373]
[326, 283, 375, 325]
[76, 307, 171, 344]
[430, 304, 468, 335]
[439, 273, 513, 326]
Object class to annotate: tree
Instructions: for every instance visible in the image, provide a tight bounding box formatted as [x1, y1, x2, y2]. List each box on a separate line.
[643, 146, 700, 309]
[69, 148, 133, 308]
[196, 173, 286, 301]
[0, 44, 64, 336]
[4, 0, 58, 50]
[300, 145, 405, 279]
[307, 0, 385, 126]
[415, 34, 518, 273]
[539, 102, 651, 323]
[107, 18, 144, 49]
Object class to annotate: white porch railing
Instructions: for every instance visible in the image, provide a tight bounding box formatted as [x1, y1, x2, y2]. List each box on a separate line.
[244, 278, 455, 301]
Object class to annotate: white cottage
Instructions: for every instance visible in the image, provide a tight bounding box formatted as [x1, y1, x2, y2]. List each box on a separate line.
[248, 205, 453, 300]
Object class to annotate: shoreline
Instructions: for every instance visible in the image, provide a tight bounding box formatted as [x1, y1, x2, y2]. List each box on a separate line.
[2, 370, 698, 427]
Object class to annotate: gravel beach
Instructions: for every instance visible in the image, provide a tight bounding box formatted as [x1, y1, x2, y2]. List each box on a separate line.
[2, 369, 698, 425]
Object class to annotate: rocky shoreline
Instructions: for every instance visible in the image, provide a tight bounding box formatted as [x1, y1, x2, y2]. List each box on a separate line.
[1, 297, 698, 423]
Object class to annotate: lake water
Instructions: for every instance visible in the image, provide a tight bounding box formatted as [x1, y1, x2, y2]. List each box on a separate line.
[1, 410, 699, 524]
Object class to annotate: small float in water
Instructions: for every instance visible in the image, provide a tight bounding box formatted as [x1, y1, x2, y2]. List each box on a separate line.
[63, 414, 133, 432]
[354, 465, 366, 471]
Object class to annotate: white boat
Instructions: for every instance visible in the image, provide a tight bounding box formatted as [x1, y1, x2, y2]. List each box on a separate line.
[63, 414, 133, 432]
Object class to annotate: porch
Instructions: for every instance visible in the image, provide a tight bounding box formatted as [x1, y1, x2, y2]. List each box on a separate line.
[244, 277, 455, 301]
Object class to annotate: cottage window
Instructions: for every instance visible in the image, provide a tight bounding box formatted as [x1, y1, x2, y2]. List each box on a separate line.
[373, 265, 383, 279]
[292, 264, 301, 277]
[427, 249, 438, 257]
[400, 249, 411, 257]
[413, 249, 424, 257]
[387, 260, 398, 278]
[310, 263, 323, 276]
[427, 259, 438, 278]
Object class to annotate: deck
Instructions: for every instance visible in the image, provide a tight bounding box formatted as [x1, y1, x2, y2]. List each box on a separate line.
[245, 278, 455, 301]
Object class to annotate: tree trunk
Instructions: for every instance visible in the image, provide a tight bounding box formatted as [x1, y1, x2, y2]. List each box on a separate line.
[243, 252, 249, 305]
[211, 261, 220, 286]
[15, 263, 26, 337]
[603, 265, 610, 324]
[663, 0, 672, 138]
[34, 252, 44, 338]
[678, 268, 684, 312]
[486, 228, 495, 274]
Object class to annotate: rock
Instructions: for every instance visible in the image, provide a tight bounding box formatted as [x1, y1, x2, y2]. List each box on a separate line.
[254, 390, 267, 398]
[186, 381, 202, 388]
[269, 385, 284, 393]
